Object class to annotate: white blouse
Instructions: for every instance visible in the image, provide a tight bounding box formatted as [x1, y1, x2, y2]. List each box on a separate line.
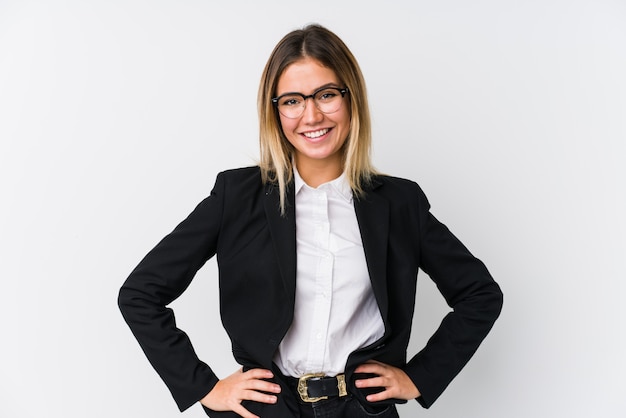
[274, 167, 385, 377]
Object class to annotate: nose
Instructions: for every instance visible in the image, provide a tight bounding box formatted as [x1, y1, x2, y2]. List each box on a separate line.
[301, 97, 324, 124]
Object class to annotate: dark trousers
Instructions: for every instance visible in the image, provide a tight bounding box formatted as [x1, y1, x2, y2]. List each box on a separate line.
[202, 390, 400, 418]
[296, 395, 399, 418]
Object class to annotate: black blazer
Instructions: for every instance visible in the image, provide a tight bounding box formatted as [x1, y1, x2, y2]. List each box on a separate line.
[118, 167, 503, 417]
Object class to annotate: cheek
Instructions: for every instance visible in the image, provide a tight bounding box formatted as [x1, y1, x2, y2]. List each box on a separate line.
[338, 101, 351, 125]
[278, 115, 297, 135]
[337, 108, 351, 134]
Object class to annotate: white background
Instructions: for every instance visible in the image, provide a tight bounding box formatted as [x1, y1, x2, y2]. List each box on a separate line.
[1, 1, 625, 417]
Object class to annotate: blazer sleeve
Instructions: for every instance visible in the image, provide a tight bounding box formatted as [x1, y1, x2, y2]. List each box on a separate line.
[118, 172, 225, 412]
[404, 184, 503, 408]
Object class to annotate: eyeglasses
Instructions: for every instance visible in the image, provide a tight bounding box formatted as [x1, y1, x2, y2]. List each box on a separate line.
[272, 87, 349, 119]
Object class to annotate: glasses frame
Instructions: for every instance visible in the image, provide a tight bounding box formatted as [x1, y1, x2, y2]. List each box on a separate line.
[272, 87, 349, 119]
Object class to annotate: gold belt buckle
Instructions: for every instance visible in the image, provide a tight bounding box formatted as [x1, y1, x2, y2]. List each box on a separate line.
[297, 373, 348, 403]
[298, 373, 327, 403]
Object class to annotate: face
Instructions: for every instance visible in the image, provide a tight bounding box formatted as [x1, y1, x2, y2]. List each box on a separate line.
[276, 57, 350, 174]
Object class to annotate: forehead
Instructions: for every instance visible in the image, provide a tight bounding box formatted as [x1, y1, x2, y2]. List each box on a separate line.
[276, 57, 340, 95]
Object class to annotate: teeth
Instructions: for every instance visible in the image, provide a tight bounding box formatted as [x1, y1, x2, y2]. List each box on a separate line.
[303, 128, 329, 139]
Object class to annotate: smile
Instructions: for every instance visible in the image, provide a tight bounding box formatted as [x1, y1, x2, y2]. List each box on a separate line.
[302, 128, 330, 139]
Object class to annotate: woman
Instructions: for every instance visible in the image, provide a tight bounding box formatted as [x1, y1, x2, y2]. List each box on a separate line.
[119, 24, 503, 418]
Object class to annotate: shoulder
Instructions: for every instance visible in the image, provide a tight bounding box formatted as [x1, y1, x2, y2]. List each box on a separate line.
[371, 174, 425, 195]
[214, 166, 263, 188]
[373, 174, 418, 188]
[365, 174, 431, 209]
[203, 167, 265, 204]
[217, 166, 261, 180]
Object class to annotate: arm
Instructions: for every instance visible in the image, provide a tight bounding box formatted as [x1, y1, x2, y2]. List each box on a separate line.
[118, 174, 226, 411]
[406, 186, 503, 407]
[355, 183, 503, 407]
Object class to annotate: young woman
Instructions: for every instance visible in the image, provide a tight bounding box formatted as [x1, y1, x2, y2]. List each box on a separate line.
[119, 24, 503, 418]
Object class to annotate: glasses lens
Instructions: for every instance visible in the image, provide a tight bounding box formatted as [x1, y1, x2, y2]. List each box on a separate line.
[276, 94, 305, 118]
[314, 88, 343, 114]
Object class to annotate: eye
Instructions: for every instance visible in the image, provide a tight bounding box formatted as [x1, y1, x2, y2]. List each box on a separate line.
[280, 95, 302, 107]
[316, 89, 339, 101]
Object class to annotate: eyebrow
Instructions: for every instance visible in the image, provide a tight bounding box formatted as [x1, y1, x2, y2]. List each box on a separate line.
[275, 83, 342, 98]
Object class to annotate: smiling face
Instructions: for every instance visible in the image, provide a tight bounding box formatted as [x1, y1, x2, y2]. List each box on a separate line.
[276, 57, 350, 181]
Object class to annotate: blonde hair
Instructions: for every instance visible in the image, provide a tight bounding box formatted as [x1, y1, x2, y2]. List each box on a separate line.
[258, 24, 376, 213]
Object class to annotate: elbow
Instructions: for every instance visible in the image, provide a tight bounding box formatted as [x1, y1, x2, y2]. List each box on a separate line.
[466, 278, 504, 326]
[117, 284, 134, 320]
[117, 286, 128, 316]
[486, 280, 504, 324]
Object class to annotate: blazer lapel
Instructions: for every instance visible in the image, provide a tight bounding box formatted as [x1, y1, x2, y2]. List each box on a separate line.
[354, 179, 390, 331]
[264, 182, 297, 309]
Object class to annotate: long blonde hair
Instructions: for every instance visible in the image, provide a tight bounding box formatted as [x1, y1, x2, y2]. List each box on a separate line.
[258, 24, 376, 213]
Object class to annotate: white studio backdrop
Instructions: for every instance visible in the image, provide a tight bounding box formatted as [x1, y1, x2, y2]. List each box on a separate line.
[1, 1, 625, 417]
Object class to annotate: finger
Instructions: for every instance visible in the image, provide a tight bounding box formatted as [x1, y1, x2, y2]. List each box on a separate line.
[243, 368, 275, 379]
[354, 362, 387, 375]
[355, 375, 387, 389]
[232, 403, 259, 418]
[245, 379, 282, 394]
[242, 389, 279, 404]
[365, 388, 394, 403]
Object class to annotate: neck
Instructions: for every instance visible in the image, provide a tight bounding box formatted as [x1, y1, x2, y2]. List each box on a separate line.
[294, 156, 343, 188]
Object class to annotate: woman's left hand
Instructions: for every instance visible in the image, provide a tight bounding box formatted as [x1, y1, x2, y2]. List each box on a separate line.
[354, 360, 421, 402]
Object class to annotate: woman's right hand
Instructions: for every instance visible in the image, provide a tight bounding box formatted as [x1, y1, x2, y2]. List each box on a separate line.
[200, 368, 281, 418]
